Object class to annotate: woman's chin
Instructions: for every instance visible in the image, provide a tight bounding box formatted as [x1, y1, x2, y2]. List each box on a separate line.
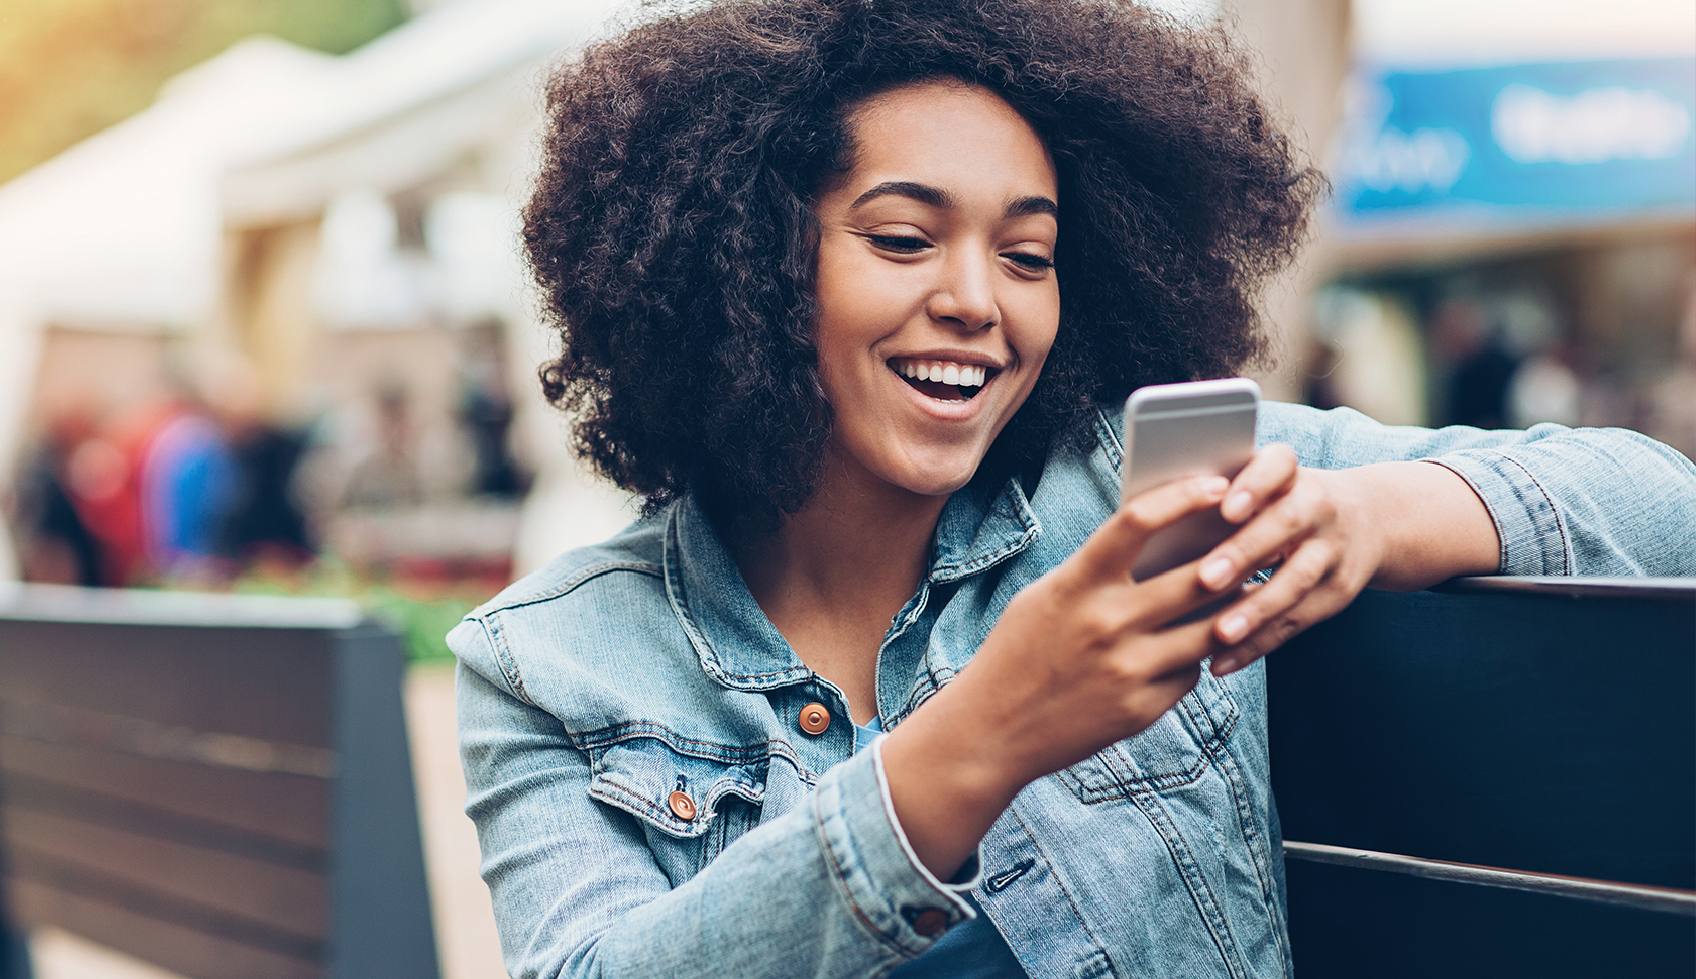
[824, 431, 992, 502]
[881, 462, 983, 500]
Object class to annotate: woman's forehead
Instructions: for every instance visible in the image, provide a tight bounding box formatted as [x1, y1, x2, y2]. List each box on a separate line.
[838, 81, 1058, 203]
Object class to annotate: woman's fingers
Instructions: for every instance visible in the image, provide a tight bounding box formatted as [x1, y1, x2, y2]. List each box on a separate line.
[1214, 535, 1334, 640]
[1220, 443, 1299, 523]
[1069, 475, 1229, 585]
[1199, 442, 1299, 591]
[1199, 469, 1334, 592]
[1141, 614, 1224, 678]
[1207, 537, 1352, 674]
[1087, 614, 1218, 718]
[1127, 552, 1246, 629]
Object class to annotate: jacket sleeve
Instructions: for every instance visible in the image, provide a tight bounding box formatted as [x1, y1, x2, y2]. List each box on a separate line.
[1258, 401, 1696, 576]
[450, 615, 979, 979]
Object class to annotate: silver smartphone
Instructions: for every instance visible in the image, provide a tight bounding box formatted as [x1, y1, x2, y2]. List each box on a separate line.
[1121, 377, 1261, 582]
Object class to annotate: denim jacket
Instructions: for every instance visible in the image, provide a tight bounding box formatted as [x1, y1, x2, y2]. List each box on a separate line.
[452, 401, 1696, 979]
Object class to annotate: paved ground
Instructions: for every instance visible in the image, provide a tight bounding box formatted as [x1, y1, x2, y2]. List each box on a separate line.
[406, 662, 508, 979]
[30, 662, 508, 979]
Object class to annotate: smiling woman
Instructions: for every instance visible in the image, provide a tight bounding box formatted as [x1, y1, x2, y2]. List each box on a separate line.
[456, 2, 1696, 978]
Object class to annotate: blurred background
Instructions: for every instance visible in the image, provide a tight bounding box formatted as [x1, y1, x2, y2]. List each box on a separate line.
[0, 0, 1690, 976]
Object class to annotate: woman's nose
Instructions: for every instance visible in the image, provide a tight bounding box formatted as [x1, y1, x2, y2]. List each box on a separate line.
[926, 250, 999, 331]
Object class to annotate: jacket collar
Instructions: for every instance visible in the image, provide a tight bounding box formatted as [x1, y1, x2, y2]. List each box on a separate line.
[663, 478, 1041, 692]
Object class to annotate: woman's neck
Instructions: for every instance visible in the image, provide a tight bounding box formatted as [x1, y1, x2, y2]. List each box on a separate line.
[734, 452, 949, 723]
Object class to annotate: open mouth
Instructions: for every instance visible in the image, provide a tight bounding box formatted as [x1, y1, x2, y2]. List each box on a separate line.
[890, 358, 997, 403]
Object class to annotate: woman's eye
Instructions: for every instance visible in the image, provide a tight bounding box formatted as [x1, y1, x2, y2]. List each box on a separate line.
[866, 234, 930, 254]
[1006, 252, 1055, 272]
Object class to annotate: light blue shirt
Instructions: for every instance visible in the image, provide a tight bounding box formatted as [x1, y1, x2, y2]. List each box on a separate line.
[452, 401, 1696, 979]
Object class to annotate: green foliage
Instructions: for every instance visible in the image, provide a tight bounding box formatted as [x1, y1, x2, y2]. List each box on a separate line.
[0, 0, 408, 184]
[229, 557, 483, 664]
[362, 588, 476, 664]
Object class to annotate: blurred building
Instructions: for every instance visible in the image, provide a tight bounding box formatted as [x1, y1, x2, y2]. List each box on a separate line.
[210, 0, 640, 583]
[1310, 0, 1696, 457]
[0, 0, 639, 586]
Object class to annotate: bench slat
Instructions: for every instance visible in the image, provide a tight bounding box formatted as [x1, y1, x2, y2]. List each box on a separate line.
[2, 807, 326, 940]
[9, 878, 320, 979]
[0, 621, 332, 748]
[0, 737, 329, 852]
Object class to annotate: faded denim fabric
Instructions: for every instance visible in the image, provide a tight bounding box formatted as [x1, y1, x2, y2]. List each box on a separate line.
[452, 401, 1696, 979]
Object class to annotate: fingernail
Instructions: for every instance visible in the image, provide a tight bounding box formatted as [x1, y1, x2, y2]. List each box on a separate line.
[1224, 490, 1253, 519]
[1212, 655, 1239, 675]
[1201, 557, 1233, 588]
[1219, 613, 1249, 642]
[1201, 476, 1230, 495]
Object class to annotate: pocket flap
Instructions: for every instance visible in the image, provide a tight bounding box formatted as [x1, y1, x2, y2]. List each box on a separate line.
[1058, 668, 1241, 803]
[588, 738, 767, 839]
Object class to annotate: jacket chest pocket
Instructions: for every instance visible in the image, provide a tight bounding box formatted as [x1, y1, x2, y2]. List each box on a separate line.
[587, 738, 769, 885]
[1056, 667, 1241, 803]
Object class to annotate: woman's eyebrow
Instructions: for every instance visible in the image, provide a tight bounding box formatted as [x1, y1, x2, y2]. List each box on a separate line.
[1005, 195, 1059, 219]
[846, 182, 1058, 220]
[849, 181, 953, 210]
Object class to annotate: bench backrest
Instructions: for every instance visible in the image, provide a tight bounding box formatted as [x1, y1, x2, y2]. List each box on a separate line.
[0, 584, 439, 979]
[1271, 576, 1696, 978]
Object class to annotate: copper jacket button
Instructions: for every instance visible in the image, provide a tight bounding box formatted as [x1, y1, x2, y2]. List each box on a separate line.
[912, 909, 949, 937]
[799, 703, 831, 736]
[668, 789, 697, 821]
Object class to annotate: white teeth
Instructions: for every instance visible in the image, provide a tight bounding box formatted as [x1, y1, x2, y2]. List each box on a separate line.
[893, 360, 991, 389]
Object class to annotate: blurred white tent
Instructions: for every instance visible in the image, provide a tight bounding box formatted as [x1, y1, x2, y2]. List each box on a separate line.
[0, 0, 638, 583]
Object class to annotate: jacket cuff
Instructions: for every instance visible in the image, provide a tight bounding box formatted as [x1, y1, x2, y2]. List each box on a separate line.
[811, 738, 979, 958]
[1425, 453, 1571, 576]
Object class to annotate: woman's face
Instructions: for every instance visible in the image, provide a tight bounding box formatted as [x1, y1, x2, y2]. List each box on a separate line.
[811, 80, 1060, 501]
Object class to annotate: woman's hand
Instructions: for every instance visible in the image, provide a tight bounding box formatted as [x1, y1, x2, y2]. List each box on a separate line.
[1197, 446, 1502, 676]
[882, 452, 1500, 879]
[880, 474, 1236, 878]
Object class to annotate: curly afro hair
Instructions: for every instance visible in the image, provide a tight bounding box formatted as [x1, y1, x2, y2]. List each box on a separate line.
[525, 0, 1323, 525]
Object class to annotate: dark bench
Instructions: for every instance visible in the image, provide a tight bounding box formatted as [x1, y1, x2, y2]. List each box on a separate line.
[1271, 576, 1696, 978]
[0, 584, 439, 979]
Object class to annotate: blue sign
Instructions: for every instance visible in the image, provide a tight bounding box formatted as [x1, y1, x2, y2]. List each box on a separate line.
[1334, 58, 1696, 228]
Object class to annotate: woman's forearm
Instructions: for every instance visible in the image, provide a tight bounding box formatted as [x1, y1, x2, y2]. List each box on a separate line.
[1330, 460, 1502, 591]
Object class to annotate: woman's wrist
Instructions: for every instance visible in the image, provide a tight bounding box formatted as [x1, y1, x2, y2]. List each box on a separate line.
[877, 683, 1027, 880]
[1342, 461, 1501, 591]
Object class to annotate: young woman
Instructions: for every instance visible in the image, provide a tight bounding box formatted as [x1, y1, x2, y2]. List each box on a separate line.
[452, 2, 1696, 977]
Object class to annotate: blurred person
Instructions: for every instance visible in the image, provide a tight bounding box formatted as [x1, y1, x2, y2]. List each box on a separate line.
[450, 3, 1696, 978]
[137, 393, 239, 581]
[206, 363, 315, 570]
[64, 405, 154, 585]
[1644, 274, 1696, 461]
[10, 406, 103, 586]
[342, 380, 425, 509]
[1429, 297, 1518, 428]
[459, 321, 527, 499]
[60, 390, 237, 586]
